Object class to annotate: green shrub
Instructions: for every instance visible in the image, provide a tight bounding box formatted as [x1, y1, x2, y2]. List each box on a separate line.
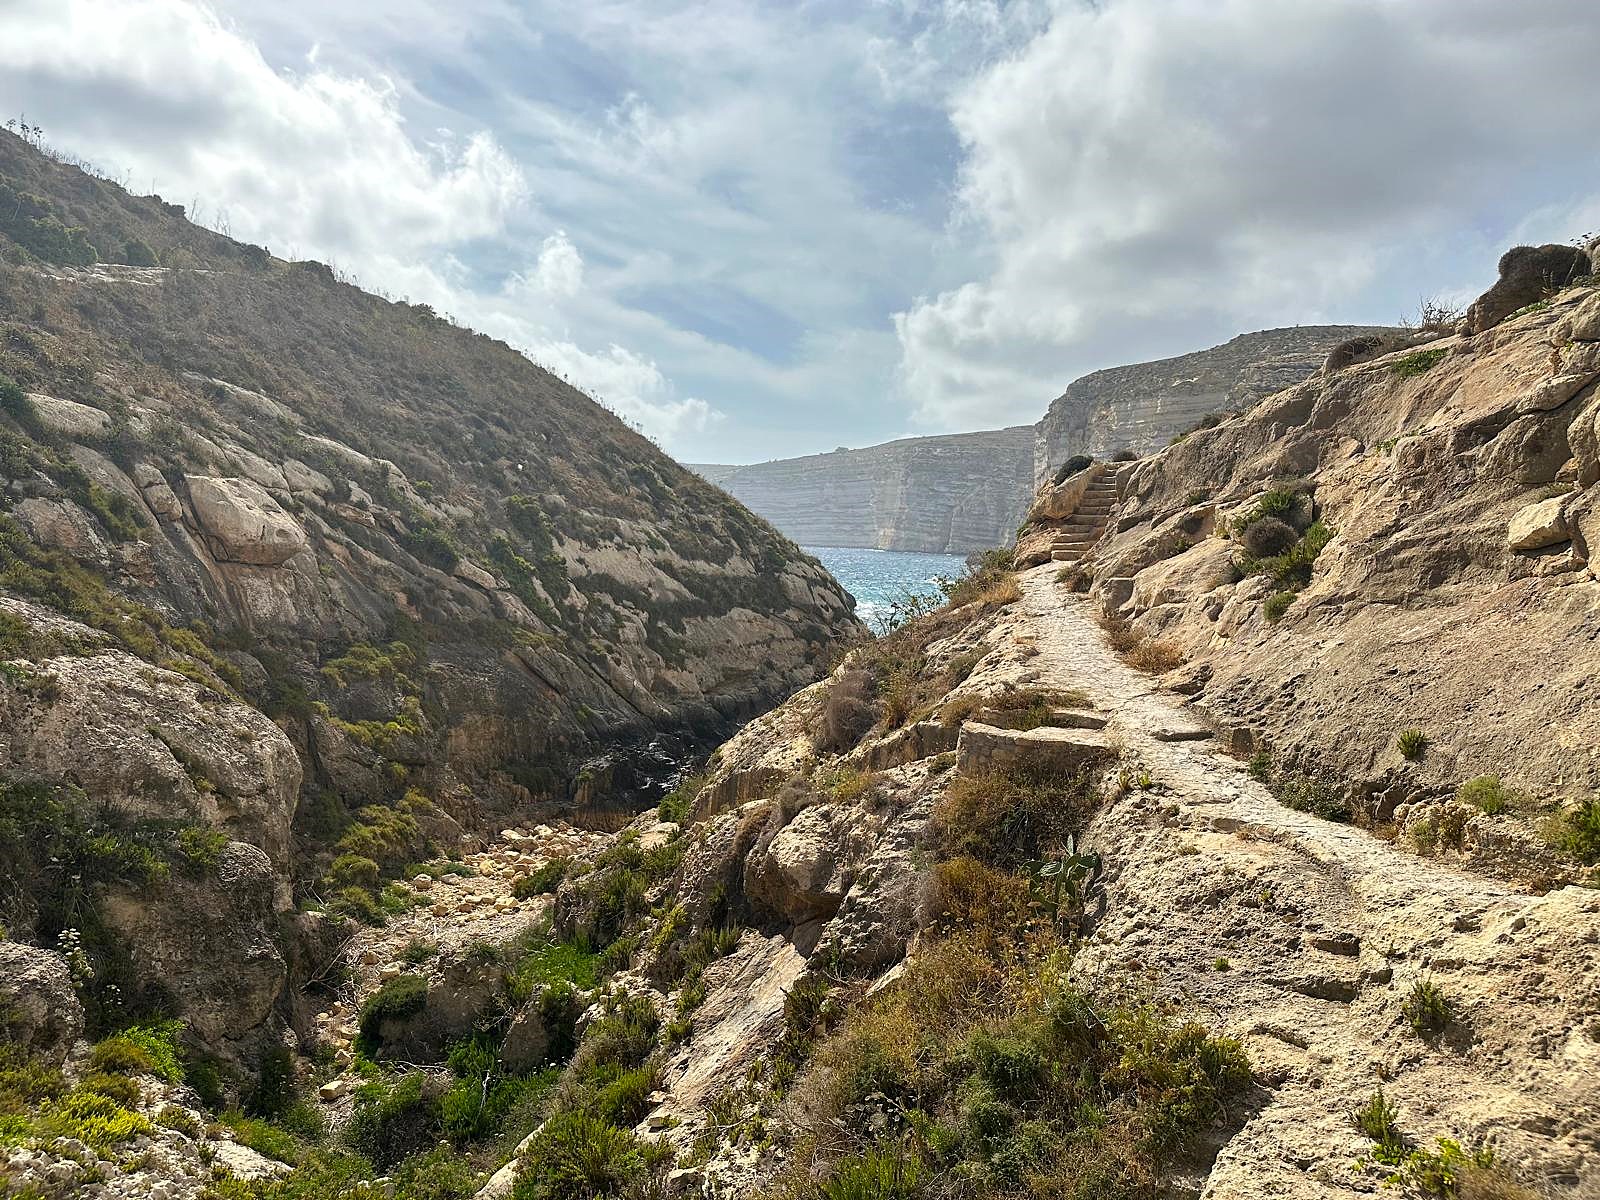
[176, 825, 228, 874]
[510, 1111, 647, 1200]
[38, 1088, 153, 1150]
[1399, 1137, 1496, 1196]
[90, 1022, 183, 1082]
[1390, 347, 1448, 379]
[1246, 751, 1272, 783]
[1397, 729, 1429, 761]
[122, 238, 159, 267]
[356, 975, 428, 1055]
[1550, 797, 1600, 865]
[513, 859, 569, 899]
[1263, 592, 1294, 622]
[1403, 976, 1450, 1038]
[1457, 775, 1519, 816]
[1271, 772, 1349, 821]
[346, 1072, 442, 1169]
[1354, 1087, 1405, 1163]
[816, 1148, 924, 1200]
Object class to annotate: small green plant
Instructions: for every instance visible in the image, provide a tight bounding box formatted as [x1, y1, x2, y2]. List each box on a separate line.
[1397, 729, 1429, 761]
[399, 938, 438, 966]
[1263, 592, 1294, 622]
[1354, 1087, 1406, 1163]
[1390, 347, 1449, 379]
[1212, 957, 1230, 972]
[514, 858, 570, 899]
[1398, 1137, 1497, 1196]
[356, 974, 429, 1055]
[1247, 751, 1272, 783]
[1457, 775, 1519, 816]
[1549, 797, 1600, 865]
[1403, 976, 1450, 1038]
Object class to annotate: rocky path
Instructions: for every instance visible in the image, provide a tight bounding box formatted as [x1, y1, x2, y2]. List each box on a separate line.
[312, 821, 613, 1102]
[992, 566, 1600, 1196]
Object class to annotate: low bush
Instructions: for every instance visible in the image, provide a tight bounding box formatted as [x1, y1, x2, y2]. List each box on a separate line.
[37, 1087, 153, 1151]
[1403, 976, 1450, 1038]
[1390, 347, 1449, 379]
[222, 1110, 305, 1165]
[1270, 771, 1349, 822]
[1239, 516, 1298, 558]
[1457, 776, 1520, 816]
[1549, 797, 1600, 865]
[1397, 729, 1429, 761]
[513, 859, 569, 899]
[346, 1071, 445, 1169]
[356, 975, 428, 1056]
[1127, 639, 1184, 673]
[936, 767, 1102, 870]
[818, 669, 879, 755]
[511, 1110, 654, 1200]
[1263, 592, 1295, 622]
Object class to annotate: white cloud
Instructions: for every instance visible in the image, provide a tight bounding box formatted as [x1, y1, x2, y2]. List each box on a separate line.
[529, 231, 584, 298]
[896, 0, 1600, 430]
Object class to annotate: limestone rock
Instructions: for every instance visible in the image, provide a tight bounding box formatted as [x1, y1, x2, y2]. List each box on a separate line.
[25, 393, 111, 438]
[1467, 244, 1591, 333]
[0, 943, 84, 1065]
[1130, 538, 1239, 613]
[186, 475, 309, 565]
[12, 498, 110, 561]
[1507, 497, 1568, 551]
[745, 802, 879, 925]
[281, 457, 332, 496]
[1558, 287, 1600, 342]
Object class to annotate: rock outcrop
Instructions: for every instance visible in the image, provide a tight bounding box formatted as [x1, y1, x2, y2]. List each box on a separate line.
[1071, 275, 1600, 802]
[1034, 325, 1396, 483]
[691, 425, 1036, 553]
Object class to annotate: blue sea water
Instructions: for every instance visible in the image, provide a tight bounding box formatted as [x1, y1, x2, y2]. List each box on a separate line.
[805, 546, 969, 634]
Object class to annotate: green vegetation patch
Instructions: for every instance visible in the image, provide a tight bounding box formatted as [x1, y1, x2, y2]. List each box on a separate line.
[1389, 347, 1449, 379]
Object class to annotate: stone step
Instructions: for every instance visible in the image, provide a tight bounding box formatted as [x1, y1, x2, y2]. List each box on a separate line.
[1051, 550, 1083, 561]
[956, 720, 1112, 776]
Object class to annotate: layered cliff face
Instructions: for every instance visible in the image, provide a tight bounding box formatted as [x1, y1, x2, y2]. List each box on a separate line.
[0, 130, 861, 1062]
[1034, 325, 1396, 482]
[691, 425, 1035, 553]
[694, 329, 1391, 556]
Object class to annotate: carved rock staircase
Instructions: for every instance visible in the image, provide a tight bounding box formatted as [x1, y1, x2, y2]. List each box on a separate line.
[1048, 473, 1119, 563]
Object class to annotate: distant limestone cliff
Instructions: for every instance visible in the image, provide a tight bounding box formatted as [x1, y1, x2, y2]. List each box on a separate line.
[690, 425, 1035, 553]
[694, 327, 1391, 553]
[1033, 325, 1393, 483]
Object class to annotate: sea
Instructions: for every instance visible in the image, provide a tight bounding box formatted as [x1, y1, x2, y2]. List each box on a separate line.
[805, 546, 969, 634]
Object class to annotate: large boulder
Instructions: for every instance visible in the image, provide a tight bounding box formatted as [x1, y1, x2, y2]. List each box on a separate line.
[1130, 538, 1239, 613]
[99, 843, 286, 1047]
[185, 475, 309, 565]
[1467, 244, 1591, 334]
[744, 803, 880, 925]
[25, 394, 111, 439]
[1507, 497, 1569, 551]
[0, 943, 84, 1065]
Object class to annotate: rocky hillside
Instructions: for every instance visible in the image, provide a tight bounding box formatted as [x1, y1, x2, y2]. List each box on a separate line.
[690, 425, 1035, 554]
[1035, 325, 1395, 483]
[0, 126, 861, 1082]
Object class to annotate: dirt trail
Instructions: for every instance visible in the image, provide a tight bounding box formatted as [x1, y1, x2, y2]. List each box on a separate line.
[1002, 565, 1600, 1197]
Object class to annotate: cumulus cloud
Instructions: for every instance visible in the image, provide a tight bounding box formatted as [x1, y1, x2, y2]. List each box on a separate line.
[896, 0, 1600, 429]
[0, 0, 526, 295]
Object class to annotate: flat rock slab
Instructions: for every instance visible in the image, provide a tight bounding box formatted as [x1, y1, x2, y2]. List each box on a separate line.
[1152, 724, 1213, 742]
[956, 721, 1111, 776]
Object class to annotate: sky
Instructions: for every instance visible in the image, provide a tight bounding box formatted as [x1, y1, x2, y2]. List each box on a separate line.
[4, 0, 1600, 463]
